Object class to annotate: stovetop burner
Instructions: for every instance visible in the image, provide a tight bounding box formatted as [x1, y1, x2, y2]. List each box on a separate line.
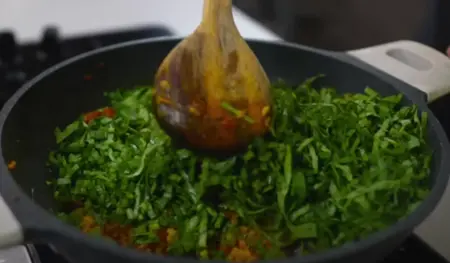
[0, 25, 172, 106]
[0, 25, 448, 263]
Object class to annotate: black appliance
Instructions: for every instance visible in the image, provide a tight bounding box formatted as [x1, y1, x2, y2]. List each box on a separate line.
[0, 25, 448, 263]
[234, 0, 449, 53]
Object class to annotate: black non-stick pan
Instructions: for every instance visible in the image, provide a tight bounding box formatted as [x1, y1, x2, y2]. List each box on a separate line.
[1, 37, 450, 263]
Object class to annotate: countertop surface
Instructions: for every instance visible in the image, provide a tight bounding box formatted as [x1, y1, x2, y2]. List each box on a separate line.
[0, 0, 281, 43]
[1, 0, 450, 262]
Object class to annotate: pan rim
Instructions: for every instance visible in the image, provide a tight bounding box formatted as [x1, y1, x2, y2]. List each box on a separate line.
[0, 36, 449, 263]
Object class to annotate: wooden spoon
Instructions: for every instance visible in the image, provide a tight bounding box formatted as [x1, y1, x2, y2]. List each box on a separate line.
[153, 0, 272, 154]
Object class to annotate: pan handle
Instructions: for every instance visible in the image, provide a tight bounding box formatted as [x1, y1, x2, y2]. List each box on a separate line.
[347, 40, 450, 103]
[0, 195, 24, 247]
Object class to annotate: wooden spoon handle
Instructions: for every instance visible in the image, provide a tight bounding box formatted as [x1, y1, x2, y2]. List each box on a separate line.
[201, 0, 235, 30]
[203, 0, 233, 13]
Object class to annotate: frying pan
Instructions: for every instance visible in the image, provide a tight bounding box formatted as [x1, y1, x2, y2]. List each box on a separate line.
[1, 37, 450, 263]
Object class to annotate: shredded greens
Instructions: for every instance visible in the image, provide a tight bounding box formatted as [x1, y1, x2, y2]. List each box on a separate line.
[49, 76, 432, 261]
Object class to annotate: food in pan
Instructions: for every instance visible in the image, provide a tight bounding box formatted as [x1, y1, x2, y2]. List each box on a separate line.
[48, 76, 432, 262]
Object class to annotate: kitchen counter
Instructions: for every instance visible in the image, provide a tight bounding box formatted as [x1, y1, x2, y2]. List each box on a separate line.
[1, 0, 450, 262]
[0, 0, 281, 43]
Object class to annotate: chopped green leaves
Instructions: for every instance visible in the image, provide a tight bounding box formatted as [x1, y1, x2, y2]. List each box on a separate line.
[50, 78, 432, 261]
[220, 101, 255, 124]
[55, 121, 80, 144]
